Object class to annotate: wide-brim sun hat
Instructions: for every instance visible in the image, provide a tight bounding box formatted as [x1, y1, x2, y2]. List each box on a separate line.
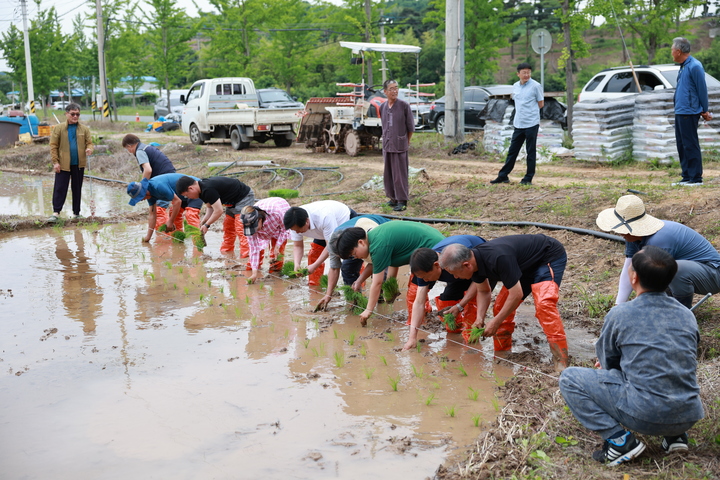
[241, 208, 260, 236]
[127, 178, 149, 206]
[596, 194, 664, 236]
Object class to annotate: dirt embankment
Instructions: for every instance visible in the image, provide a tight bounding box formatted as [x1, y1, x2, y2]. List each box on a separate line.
[2, 127, 719, 478]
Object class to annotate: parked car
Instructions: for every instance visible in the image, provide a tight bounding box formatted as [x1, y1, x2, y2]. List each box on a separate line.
[52, 101, 69, 110]
[578, 64, 720, 102]
[428, 85, 513, 134]
[154, 94, 184, 120]
[397, 88, 433, 130]
[257, 88, 304, 109]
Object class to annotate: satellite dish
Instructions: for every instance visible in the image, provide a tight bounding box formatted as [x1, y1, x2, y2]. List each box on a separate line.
[531, 28, 552, 55]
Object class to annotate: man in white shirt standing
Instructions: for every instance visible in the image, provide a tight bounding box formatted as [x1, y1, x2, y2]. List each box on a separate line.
[283, 200, 355, 286]
[490, 62, 544, 186]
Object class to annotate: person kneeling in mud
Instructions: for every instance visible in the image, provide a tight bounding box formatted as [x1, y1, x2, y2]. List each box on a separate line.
[336, 221, 444, 326]
[439, 234, 569, 371]
[559, 246, 704, 466]
[403, 234, 487, 351]
[127, 172, 202, 242]
[176, 176, 255, 254]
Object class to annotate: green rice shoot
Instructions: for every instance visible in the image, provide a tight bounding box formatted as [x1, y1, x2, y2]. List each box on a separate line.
[381, 277, 400, 303]
[468, 326, 485, 344]
[443, 313, 457, 330]
[171, 230, 187, 243]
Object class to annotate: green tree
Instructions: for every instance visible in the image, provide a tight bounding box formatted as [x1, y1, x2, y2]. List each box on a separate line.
[69, 14, 98, 109]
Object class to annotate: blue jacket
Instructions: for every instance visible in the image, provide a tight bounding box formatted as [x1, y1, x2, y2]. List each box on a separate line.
[674, 56, 709, 115]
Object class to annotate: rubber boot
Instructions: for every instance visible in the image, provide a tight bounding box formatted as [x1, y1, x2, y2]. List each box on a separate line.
[155, 206, 168, 230]
[233, 214, 250, 258]
[307, 242, 325, 286]
[531, 280, 569, 372]
[269, 239, 287, 273]
[220, 213, 236, 253]
[435, 297, 463, 333]
[492, 286, 516, 353]
[405, 276, 432, 325]
[184, 207, 201, 229]
[460, 297, 478, 330]
[172, 207, 185, 231]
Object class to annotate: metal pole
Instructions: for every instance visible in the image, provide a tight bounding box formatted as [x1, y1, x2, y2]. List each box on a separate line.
[444, 0, 465, 142]
[540, 31, 545, 90]
[96, 0, 109, 120]
[20, 0, 35, 114]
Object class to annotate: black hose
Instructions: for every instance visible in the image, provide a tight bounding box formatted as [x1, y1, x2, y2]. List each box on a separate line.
[378, 214, 625, 243]
[84, 175, 129, 185]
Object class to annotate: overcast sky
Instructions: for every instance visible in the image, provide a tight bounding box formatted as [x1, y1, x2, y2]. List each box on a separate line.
[0, 0, 216, 76]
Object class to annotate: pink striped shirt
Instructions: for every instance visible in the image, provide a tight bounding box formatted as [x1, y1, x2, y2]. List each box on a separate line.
[247, 197, 291, 269]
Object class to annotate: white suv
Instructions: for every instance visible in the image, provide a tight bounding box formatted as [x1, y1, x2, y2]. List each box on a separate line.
[578, 64, 720, 102]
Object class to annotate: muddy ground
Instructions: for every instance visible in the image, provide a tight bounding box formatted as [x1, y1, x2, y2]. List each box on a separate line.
[2, 120, 719, 478]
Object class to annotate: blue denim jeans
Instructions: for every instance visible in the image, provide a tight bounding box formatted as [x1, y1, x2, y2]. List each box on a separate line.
[559, 367, 697, 440]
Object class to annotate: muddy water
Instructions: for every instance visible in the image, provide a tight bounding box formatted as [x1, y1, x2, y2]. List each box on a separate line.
[0, 171, 132, 217]
[0, 225, 517, 479]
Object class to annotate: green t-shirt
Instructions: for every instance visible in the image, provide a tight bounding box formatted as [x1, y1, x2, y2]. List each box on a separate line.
[367, 221, 445, 272]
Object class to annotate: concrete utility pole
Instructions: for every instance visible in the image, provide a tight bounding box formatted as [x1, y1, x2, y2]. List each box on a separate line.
[444, 0, 465, 142]
[20, 0, 35, 114]
[364, 0, 374, 87]
[95, 0, 110, 119]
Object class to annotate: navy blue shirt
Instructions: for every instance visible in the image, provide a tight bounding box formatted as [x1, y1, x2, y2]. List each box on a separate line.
[417, 234, 486, 288]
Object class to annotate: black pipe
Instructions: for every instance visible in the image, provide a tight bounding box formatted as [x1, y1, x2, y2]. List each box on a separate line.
[378, 214, 625, 243]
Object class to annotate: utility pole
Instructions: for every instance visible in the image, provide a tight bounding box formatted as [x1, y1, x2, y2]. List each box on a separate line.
[364, 0, 373, 87]
[563, 0, 574, 135]
[20, 0, 35, 114]
[96, 0, 110, 119]
[379, 14, 389, 84]
[445, 0, 465, 142]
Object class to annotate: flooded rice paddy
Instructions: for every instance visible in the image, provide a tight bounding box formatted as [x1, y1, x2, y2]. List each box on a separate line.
[1, 223, 516, 479]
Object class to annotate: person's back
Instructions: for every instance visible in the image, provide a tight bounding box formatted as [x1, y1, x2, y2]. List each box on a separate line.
[136, 143, 175, 177]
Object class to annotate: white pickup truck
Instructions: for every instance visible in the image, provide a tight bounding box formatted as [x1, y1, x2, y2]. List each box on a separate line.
[180, 77, 303, 149]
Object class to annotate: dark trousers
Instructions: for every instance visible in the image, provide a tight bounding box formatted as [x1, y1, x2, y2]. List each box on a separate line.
[674, 114, 703, 183]
[497, 124, 539, 182]
[383, 151, 409, 203]
[52, 165, 84, 215]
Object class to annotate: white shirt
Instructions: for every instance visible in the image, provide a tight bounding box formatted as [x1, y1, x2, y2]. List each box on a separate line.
[289, 200, 352, 242]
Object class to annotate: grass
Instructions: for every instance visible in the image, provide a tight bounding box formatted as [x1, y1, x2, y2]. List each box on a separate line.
[388, 375, 400, 391]
[576, 285, 615, 318]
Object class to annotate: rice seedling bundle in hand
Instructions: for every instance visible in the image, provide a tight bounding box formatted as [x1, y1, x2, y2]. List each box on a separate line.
[171, 230, 187, 243]
[463, 326, 485, 344]
[183, 220, 205, 251]
[443, 313, 458, 331]
[320, 274, 328, 290]
[157, 224, 168, 232]
[381, 277, 400, 303]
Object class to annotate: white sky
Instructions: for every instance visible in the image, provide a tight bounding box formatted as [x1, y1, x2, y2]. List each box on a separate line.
[0, 0, 216, 76]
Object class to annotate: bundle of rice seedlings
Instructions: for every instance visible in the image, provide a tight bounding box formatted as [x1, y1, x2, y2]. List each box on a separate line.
[443, 313, 458, 330]
[320, 274, 328, 290]
[157, 224, 168, 232]
[463, 326, 485, 344]
[281, 261, 296, 277]
[268, 189, 299, 199]
[382, 277, 400, 303]
[172, 230, 187, 243]
[193, 235, 205, 251]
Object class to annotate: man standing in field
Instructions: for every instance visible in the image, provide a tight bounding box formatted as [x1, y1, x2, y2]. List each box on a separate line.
[671, 37, 711, 186]
[380, 79, 415, 212]
[490, 62, 544, 186]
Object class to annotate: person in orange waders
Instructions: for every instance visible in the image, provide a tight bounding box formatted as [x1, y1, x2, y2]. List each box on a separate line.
[127, 173, 202, 242]
[240, 197, 292, 284]
[175, 176, 255, 253]
[402, 234, 487, 351]
[336, 221, 444, 327]
[439, 235, 569, 372]
[282, 201, 356, 287]
[121, 134, 202, 231]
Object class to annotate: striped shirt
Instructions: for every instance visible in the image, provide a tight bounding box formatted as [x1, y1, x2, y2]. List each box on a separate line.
[247, 197, 291, 270]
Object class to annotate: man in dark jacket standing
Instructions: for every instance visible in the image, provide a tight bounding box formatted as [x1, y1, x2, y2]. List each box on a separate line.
[380, 79, 414, 212]
[49, 103, 93, 222]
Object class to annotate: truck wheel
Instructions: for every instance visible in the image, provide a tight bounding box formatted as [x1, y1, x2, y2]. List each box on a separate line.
[274, 136, 293, 148]
[189, 124, 206, 145]
[435, 114, 445, 135]
[230, 129, 249, 150]
[345, 131, 361, 156]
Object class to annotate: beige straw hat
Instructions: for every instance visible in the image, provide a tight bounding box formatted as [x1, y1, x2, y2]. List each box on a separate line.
[596, 195, 664, 236]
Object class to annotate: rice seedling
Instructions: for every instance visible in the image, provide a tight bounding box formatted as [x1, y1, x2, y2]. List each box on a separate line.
[207, 280, 212, 287]
[245, 295, 250, 304]
[333, 329, 338, 339]
[347, 331, 356, 346]
[178, 267, 183, 274]
[234, 306, 240, 317]
[141, 252, 146, 261]
[283, 329, 289, 338]
[200, 277, 206, 284]
[313, 318, 320, 331]
[472, 414, 482, 427]
[270, 324, 275, 333]
[381, 277, 400, 303]
[173, 283, 178, 289]
[493, 373, 506, 387]
[444, 405, 457, 417]
[359, 344, 367, 356]
[311, 343, 326, 357]
[424, 393, 435, 406]
[268, 288, 274, 297]
[281, 261, 296, 277]
[184, 286, 189, 295]
[320, 275, 328, 290]
[388, 375, 400, 391]
[143, 268, 148, 276]
[464, 326, 485, 344]
[219, 286, 224, 294]
[132, 263, 138, 270]
[379, 355, 388, 366]
[333, 351, 345, 367]
[385, 332, 395, 342]
[468, 387, 479, 401]
[415, 342, 422, 353]
[457, 363, 468, 376]
[339, 286, 369, 314]
[443, 313, 458, 330]
[251, 316, 258, 326]
[199, 294, 205, 303]
[148, 273, 155, 281]
[163, 260, 172, 269]
[491, 395, 501, 412]
[412, 365, 425, 378]
[303, 338, 310, 348]
[259, 302, 265, 309]
[172, 230, 187, 243]
[363, 366, 375, 379]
